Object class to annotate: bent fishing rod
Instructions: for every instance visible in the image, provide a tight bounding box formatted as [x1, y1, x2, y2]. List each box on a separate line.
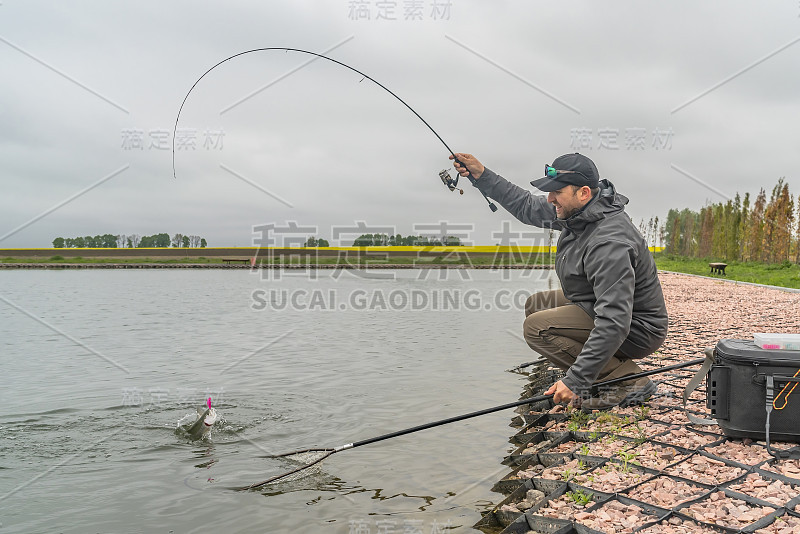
[172, 47, 497, 212]
[238, 357, 705, 490]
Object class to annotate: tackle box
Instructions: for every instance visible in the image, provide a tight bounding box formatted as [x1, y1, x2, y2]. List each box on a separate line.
[706, 339, 800, 445]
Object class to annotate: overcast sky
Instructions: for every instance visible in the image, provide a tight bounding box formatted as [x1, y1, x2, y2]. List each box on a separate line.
[1, 1, 799, 248]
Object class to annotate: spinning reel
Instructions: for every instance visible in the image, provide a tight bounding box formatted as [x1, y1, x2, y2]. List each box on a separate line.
[439, 169, 464, 195]
[438, 165, 497, 212]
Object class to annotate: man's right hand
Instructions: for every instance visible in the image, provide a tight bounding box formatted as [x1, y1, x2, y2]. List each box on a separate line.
[450, 153, 485, 180]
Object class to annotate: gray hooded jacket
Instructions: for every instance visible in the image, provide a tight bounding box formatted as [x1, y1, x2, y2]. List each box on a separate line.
[475, 168, 668, 393]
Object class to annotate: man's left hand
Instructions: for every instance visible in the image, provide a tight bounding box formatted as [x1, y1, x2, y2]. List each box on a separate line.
[545, 380, 577, 405]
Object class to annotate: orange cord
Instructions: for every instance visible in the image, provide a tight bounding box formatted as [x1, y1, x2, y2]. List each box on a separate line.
[773, 368, 800, 410]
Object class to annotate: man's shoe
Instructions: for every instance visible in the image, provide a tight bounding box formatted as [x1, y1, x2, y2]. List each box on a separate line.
[580, 377, 657, 413]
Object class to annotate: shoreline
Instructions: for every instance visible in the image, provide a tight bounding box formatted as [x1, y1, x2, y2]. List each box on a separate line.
[477, 272, 800, 533]
[0, 263, 554, 270]
[3, 264, 799, 293]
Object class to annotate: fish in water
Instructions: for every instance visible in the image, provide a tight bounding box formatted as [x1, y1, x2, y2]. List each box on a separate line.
[185, 399, 218, 440]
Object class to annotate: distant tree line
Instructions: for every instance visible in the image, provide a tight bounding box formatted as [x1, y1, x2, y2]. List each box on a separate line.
[664, 178, 798, 263]
[299, 234, 463, 246]
[351, 234, 463, 246]
[52, 233, 207, 248]
[303, 237, 330, 247]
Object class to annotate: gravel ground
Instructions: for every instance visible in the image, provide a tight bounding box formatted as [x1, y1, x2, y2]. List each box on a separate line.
[663, 454, 747, 486]
[680, 491, 776, 528]
[761, 459, 800, 481]
[726, 473, 800, 507]
[626, 442, 688, 471]
[571, 462, 649, 493]
[754, 513, 800, 533]
[491, 272, 800, 534]
[637, 516, 723, 533]
[535, 490, 598, 521]
[705, 440, 775, 467]
[574, 500, 661, 533]
[624, 476, 708, 508]
[579, 437, 636, 459]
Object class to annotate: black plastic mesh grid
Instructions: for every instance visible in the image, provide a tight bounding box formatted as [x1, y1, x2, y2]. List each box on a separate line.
[476, 355, 800, 534]
[758, 458, 800, 484]
[530, 481, 615, 524]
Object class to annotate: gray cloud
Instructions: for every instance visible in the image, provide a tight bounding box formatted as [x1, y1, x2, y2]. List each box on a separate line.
[1, 1, 798, 247]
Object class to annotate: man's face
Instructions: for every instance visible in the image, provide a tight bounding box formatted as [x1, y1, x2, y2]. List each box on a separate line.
[548, 185, 586, 219]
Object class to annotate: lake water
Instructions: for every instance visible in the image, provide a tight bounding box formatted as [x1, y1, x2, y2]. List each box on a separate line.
[0, 268, 558, 533]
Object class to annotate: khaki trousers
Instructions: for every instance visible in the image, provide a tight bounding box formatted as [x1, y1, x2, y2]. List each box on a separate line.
[523, 289, 643, 390]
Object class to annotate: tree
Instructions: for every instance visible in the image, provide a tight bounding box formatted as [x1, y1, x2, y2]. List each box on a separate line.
[172, 233, 184, 248]
[686, 210, 697, 257]
[796, 193, 800, 264]
[762, 179, 794, 263]
[711, 203, 725, 259]
[128, 234, 141, 248]
[353, 234, 372, 246]
[154, 233, 170, 248]
[664, 209, 679, 254]
[318, 238, 329, 247]
[746, 188, 766, 262]
[53, 237, 65, 248]
[727, 195, 741, 261]
[182, 235, 190, 248]
[650, 216, 659, 252]
[101, 234, 117, 248]
[200, 238, 207, 248]
[304, 236, 318, 247]
[698, 207, 714, 258]
[739, 193, 750, 260]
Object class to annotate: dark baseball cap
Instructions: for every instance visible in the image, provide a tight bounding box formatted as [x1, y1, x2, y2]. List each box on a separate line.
[530, 153, 600, 192]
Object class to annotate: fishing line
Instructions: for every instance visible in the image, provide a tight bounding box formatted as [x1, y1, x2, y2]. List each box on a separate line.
[172, 47, 497, 211]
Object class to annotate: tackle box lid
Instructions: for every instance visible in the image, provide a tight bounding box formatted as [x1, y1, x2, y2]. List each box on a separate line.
[753, 333, 800, 350]
[715, 338, 800, 365]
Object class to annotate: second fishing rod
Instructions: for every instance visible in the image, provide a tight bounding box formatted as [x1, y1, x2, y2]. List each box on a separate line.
[239, 357, 705, 490]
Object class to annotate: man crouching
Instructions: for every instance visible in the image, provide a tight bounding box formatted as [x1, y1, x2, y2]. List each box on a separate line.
[452, 152, 668, 411]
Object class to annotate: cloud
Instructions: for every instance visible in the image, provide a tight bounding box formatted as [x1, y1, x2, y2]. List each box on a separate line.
[1, 1, 798, 247]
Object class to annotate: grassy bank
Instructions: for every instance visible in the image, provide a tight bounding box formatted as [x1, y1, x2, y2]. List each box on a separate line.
[654, 254, 800, 290]
[0, 252, 555, 267]
[1, 256, 219, 265]
[6, 252, 797, 289]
